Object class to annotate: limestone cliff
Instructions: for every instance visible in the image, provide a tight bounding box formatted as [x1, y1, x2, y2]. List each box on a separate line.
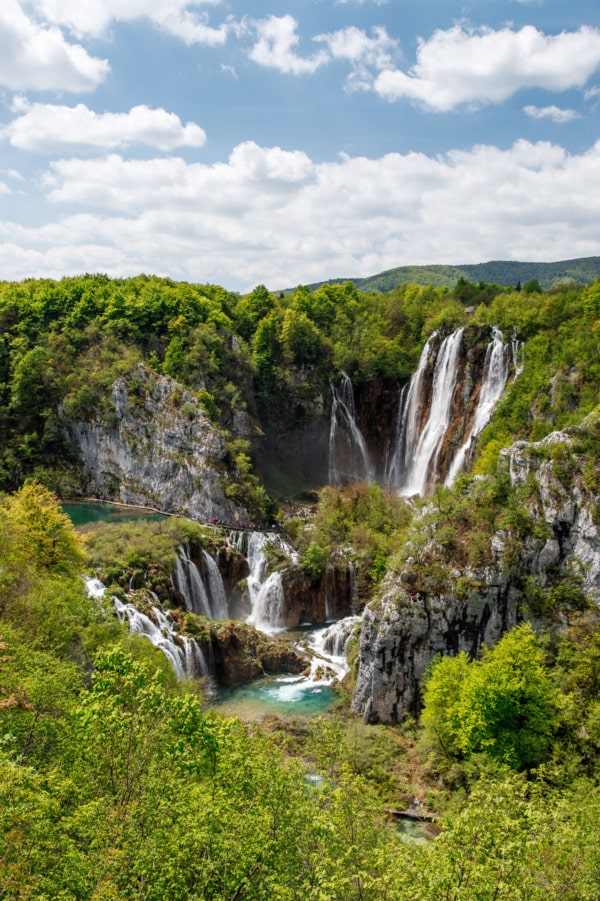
[66, 363, 249, 525]
[352, 412, 600, 723]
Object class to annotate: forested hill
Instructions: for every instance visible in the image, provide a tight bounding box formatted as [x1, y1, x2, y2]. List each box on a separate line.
[304, 256, 600, 294]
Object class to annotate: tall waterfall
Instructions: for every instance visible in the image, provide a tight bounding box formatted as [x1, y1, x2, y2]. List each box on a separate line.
[445, 327, 510, 485]
[387, 326, 513, 495]
[329, 373, 373, 485]
[390, 328, 464, 496]
[172, 544, 228, 620]
[202, 549, 228, 619]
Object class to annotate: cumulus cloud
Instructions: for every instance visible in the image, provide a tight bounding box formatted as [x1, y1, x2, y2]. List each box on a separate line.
[315, 25, 396, 89]
[2, 137, 599, 290]
[1, 101, 207, 153]
[374, 24, 600, 111]
[249, 15, 328, 75]
[0, 0, 109, 91]
[29, 0, 229, 45]
[524, 104, 580, 123]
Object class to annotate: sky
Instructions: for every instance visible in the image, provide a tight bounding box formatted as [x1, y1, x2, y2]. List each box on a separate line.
[1, 1, 600, 293]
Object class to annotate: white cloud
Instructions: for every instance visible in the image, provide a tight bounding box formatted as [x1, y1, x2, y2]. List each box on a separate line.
[1, 101, 207, 152]
[4, 138, 600, 290]
[315, 25, 396, 89]
[221, 64, 238, 79]
[0, 0, 109, 91]
[30, 0, 229, 45]
[249, 15, 328, 75]
[524, 104, 580, 123]
[374, 24, 600, 111]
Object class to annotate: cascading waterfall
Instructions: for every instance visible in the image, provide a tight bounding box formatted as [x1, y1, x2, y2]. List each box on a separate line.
[395, 328, 464, 496]
[247, 571, 285, 634]
[244, 530, 297, 633]
[319, 615, 361, 658]
[202, 549, 228, 619]
[387, 325, 516, 495]
[328, 373, 373, 485]
[113, 597, 211, 681]
[172, 544, 212, 617]
[307, 615, 362, 682]
[171, 544, 229, 620]
[445, 327, 510, 485]
[324, 563, 335, 621]
[511, 330, 525, 378]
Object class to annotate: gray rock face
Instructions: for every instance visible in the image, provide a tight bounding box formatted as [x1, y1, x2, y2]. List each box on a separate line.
[66, 363, 248, 525]
[352, 416, 600, 723]
[503, 427, 600, 600]
[352, 574, 519, 723]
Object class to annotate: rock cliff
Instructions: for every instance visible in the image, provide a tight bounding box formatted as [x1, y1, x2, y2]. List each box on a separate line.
[352, 413, 600, 723]
[66, 363, 249, 525]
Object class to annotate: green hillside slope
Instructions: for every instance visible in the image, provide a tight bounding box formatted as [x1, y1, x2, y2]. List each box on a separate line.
[303, 256, 600, 293]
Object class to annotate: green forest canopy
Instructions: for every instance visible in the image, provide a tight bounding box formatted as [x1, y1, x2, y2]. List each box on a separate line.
[0, 271, 599, 501]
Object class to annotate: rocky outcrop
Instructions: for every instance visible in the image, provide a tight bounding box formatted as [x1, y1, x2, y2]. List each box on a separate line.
[352, 575, 519, 723]
[352, 413, 600, 723]
[502, 419, 600, 600]
[66, 363, 249, 524]
[204, 621, 305, 687]
[279, 559, 359, 627]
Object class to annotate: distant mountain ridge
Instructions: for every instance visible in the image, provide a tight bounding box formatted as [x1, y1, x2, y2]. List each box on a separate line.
[301, 256, 600, 294]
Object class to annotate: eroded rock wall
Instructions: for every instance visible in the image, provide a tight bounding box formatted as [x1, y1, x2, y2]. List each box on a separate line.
[66, 363, 248, 524]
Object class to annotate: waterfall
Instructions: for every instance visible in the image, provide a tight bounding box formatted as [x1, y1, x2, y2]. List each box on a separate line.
[324, 563, 335, 621]
[445, 327, 510, 485]
[397, 328, 464, 496]
[385, 382, 409, 487]
[247, 571, 285, 634]
[113, 596, 210, 682]
[319, 615, 361, 657]
[387, 325, 516, 495]
[202, 549, 228, 619]
[171, 545, 230, 620]
[243, 530, 296, 633]
[511, 330, 525, 378]
[307, 615, 362, 682]
[172, 545, 212, 617]
[328, 373, 373, 485]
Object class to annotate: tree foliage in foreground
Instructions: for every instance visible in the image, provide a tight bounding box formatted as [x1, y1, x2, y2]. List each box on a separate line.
[1, 477, 600, 896]
[422, 625, 560, 770]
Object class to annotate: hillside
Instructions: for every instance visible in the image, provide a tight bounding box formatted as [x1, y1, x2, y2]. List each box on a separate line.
[302, 255, 600, 294]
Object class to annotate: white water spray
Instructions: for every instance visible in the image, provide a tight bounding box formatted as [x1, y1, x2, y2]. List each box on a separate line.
[329, 373, 373, 485]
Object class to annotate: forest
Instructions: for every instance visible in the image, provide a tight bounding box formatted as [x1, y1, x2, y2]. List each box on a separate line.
[2, 270, 600, 897]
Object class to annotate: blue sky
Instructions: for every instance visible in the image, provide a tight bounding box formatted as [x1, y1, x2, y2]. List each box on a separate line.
[1, 1, 600, 292]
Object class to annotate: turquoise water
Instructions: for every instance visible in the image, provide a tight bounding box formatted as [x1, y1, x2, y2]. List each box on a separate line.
[397, 818, 434, 844]
[62, 501, 165, 526]
[214, 673, 338, 720]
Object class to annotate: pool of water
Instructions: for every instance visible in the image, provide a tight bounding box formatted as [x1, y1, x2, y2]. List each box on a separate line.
[62, 501, 165, 527]
[397, 817, 438, 844]
[213, 673, 339, 720]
